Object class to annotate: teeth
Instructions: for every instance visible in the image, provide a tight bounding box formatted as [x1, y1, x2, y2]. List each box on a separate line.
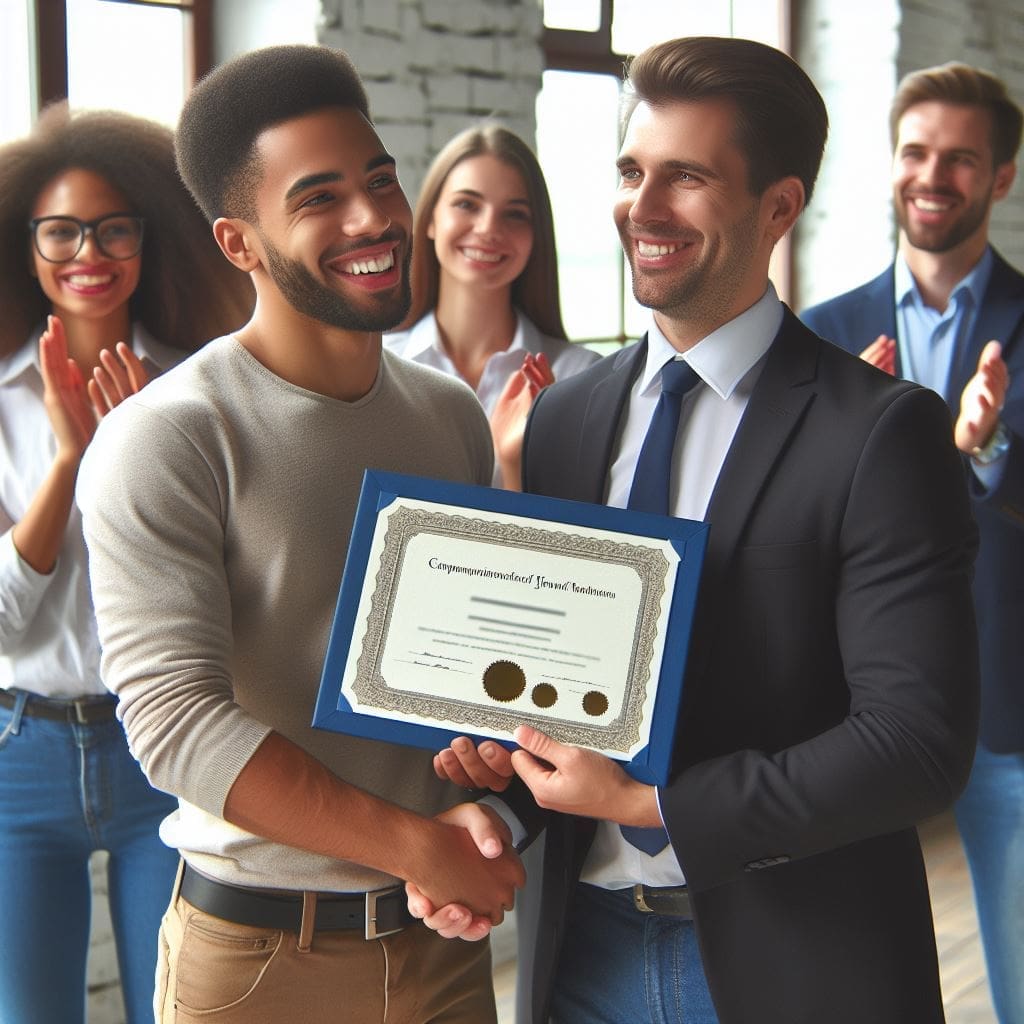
[342, 251, 395, 275]
[637, 241, 682, 257]
[66, 274, 114, 286]
[462, 247, 502, 263]
[912, 198, 953, 212]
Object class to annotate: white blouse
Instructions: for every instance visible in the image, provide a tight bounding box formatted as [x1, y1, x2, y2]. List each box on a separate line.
[0, 324, 183, 698]
[385, 309, 600, 417]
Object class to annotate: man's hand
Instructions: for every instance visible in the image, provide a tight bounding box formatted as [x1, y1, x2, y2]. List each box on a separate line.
[955, 340, 1009, 455]
[859, 334, 896, 375]
[405, 801, 523, 941]
[89, 341, 151, 418]
[511, 724, 660, 826]
[490, 352, 553, 490]
[39, 315, 96, 462]
[434, 736, 516, 791]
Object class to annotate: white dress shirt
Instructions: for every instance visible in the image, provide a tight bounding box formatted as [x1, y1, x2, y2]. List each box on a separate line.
[385, 310, 600, 482]
[583, 284, 784, 890]
[0, 324, 183, 698]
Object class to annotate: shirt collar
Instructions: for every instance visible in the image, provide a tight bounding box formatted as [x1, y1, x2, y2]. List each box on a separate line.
[402, 309, 529, 360]
[895, 246, 994, 311]
[0, 321, 180, 387]
[0, 329, 41, 386]
[640, 283, 783, 399]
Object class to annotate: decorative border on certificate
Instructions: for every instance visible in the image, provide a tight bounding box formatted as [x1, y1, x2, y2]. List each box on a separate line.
[313, 471, 709, 785]
[351, 502, 672, 756]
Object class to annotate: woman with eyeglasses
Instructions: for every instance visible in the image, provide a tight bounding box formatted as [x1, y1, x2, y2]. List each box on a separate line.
[0, 104, 253, 1023]
[385, 123, 599, 487]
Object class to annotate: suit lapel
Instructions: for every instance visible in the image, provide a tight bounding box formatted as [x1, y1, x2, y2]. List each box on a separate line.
[703, 310, 819, 575]
[867, 267, 902, 377]
[948, 252, 1024, 401]
[574, 339, 647, 503]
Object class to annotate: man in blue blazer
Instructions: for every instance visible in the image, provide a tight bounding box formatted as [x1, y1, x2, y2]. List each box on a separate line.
[417, 38, 980, 1024]
[802, 62, 1024, 1024]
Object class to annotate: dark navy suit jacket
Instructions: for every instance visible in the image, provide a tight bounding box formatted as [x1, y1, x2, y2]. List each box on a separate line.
[512, 308, 979, 1024]
[802, 250, 1024, 751]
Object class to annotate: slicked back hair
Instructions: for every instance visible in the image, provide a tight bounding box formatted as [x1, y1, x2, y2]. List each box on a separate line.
[0, 103, 253, 358]
[402, 122, 567, 340]
[890, 62, 1023, 166]
[176, 44, 370, 222]
[621, 36, 828, 205]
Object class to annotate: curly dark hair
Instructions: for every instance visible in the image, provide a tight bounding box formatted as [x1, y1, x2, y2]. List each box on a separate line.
[0, 103, 254, 358]
[176, 44, 369, 222]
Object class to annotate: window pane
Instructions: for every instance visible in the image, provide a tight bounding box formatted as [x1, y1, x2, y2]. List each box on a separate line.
[544, 0, 602, 33]
[611, 0, 733, 56]
[537, 70, 625, 343]
[67, 0, 187, 126]
[731, 0, 783, 46]
[0, 0, 33, 143]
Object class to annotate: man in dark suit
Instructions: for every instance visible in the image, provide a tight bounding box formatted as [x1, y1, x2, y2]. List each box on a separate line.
[414, 37, 980, 1023]
[802, 62, 1024, 1024]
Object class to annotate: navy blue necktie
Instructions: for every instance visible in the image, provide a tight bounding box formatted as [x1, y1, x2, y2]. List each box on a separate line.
[620, 357, 699, 856]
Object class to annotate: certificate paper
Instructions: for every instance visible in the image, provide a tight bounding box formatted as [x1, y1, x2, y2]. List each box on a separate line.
[314, 471, 708, 784]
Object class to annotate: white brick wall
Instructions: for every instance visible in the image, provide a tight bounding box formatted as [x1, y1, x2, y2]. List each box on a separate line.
[318, 0, 544, 204]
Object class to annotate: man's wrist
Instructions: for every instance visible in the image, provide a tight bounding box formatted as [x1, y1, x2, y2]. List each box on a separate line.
[971, 420, 1011, 466]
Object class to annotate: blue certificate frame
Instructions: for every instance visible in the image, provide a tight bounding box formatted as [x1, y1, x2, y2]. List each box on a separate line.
[313, 469, 708, 785]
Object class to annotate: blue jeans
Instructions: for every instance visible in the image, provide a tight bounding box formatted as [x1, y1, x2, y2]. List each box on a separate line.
[551, 884, 718, 1024]
[954, 741, 1024, 1024]
[0, 694, 179, 1024]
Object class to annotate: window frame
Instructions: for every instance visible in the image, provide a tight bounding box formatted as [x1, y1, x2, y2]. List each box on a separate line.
[34, 0, 212, 111]
[540, 0, 794, 346]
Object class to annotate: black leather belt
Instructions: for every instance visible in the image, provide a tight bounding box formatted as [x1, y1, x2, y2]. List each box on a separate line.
[180, 864, 413, 939]
[632, 884, 692, 918]
[0, 689, 117, 724]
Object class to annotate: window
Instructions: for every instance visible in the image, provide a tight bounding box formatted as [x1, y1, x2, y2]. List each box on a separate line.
[538, 1, 790, 347]
[0, 0, 35, 142]
[24, 0, 211, 133]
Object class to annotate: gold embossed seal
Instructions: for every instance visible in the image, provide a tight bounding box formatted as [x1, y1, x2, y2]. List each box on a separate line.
[483, 660, 526, 702]
[531, 683, 558, 708]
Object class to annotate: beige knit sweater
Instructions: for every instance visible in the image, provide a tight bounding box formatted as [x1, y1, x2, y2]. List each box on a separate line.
[78, 336, 493, 892]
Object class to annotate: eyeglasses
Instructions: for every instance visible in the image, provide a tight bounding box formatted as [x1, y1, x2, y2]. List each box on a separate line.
[29, 213, 145, 263]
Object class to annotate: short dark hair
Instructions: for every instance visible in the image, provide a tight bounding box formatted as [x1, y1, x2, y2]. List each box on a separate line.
[890, 62, 1023, 166]
[402, 122, 566, 340]
[176, 44, 370, 221]
[0, 103, 253, 358]
[622, 36, 828, 204]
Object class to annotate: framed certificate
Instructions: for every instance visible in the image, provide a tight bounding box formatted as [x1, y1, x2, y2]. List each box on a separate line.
[313, 470, 708, 784]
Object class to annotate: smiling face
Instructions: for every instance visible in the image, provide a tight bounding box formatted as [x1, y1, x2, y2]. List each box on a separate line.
[30, 167, 142, 327]
[427, 153, 534, 297]
[247, 106, 413, 332]
[892, 100, 1015, 257]
[613, 99, 778, 347]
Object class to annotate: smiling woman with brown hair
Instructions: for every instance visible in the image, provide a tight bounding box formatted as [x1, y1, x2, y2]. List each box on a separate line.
[386, 123, 599, 486]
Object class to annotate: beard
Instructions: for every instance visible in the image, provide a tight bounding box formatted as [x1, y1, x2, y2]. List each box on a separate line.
[261, 233, 411, 332]
[620, 201, 761, 325]
[894, 186, 993, 254]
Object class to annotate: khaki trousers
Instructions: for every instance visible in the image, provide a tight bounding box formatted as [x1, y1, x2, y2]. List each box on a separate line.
[154, 882, 496, 1023]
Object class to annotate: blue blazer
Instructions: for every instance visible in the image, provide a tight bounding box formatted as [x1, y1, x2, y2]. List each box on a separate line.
[802, 250, 1024, 752]
[513, 309, 978, 1024]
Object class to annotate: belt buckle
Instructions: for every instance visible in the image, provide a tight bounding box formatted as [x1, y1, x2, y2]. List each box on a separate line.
[72, 698, 93, 724]
[365, 886, 403, 939]
[632, 884, 654, 913]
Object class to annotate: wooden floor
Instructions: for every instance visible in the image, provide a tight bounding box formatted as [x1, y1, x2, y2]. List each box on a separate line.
[493, 811, 996, 1022]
